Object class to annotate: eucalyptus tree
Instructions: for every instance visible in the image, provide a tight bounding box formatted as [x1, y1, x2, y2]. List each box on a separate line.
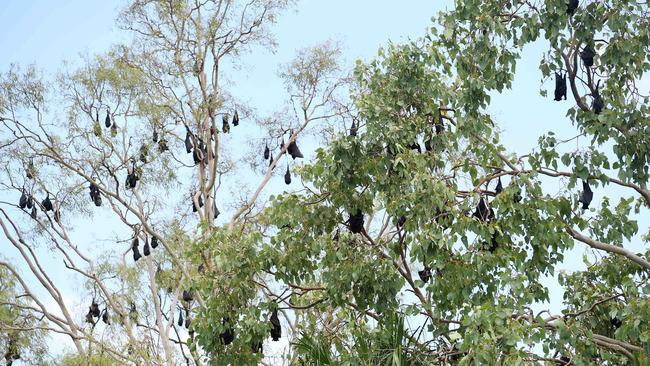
[0, 0, 346, 364]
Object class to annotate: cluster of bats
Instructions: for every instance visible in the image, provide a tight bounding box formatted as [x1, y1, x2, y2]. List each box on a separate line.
[340, 164, 594, 283]
[4, 12, 612, 361]
[416, 176, 592, 282]
[191, 192, 220, 222]
[341, 111, 446, 235]
[92, 108, 117, 138]
[263, 130, 305, 185]
[131, 230, 159, 262]
[87, 106, 241, 260]
[84, 299, 110, 326]
[90, 103, 243, 177]
[481, 177, 590, 251]
[79, 283, 283, 354]
[176, 290, 194, 332]
[90, 107, 280, 344]
[216, 308, 281, 355]
[17, 160, 61, 222]
[83, 298, 146, 332]
[183, 111, 238, 165]
[387, 112, 447, 179]
[554, 3, 604, 114]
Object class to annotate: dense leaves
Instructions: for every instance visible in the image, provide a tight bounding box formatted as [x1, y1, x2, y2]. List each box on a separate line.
[1, 0, 647, 364]
[188, 0, 650, 364]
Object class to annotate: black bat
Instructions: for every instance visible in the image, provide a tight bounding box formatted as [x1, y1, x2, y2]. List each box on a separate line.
[270, 309, 281, 341]
[592, 80, 604, 114]
[472, 197, 494, 223]
[287, 140, 304, 160]
[42, 194, 53, 211]
[580, 44, 595, 68]
[19, 191, 27, 209]
[554, 72, 567, 101]
[579, 179, 593, 209]
[222, 115, 230, 133]
[105, 109, 111, 128]
[185, 129, 193, 153]
[566, 0, 579, 15]
[232, 110, 239, 126]
[418, 267, 431, 283]
[348, 209, 364, 234]
[350, 120, 358, 137]
[284, 166, 292, 185]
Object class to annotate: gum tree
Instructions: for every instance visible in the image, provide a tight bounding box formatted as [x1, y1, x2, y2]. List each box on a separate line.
[0, 0, 346, 364]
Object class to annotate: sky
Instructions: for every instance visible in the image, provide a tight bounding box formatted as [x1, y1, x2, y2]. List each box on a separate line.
[1, 0, 647, 362]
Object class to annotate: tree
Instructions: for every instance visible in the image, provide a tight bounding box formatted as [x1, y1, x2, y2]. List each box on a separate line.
[0, 0, 346, 364]
[2, 1, 648, 365]
[192, 0, 648, 365]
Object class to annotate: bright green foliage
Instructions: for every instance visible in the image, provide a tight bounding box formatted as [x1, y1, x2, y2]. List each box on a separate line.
[190, 228, 271, 365]
[293, 314, 433, 365]
[193, 0, 649, 364]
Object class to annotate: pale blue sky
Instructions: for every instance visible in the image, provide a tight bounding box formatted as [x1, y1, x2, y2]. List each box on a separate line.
[1, 0, 646, 359]
[0, 0, 573, 154]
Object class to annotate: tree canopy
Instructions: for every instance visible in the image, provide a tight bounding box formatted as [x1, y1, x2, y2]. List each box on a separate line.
[0, 0, 648, 365]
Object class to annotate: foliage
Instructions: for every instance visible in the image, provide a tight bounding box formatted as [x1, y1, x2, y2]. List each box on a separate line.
[0, 0, 303, 364]
[193, 0, 649, 364]
[0, 0, 648, 365]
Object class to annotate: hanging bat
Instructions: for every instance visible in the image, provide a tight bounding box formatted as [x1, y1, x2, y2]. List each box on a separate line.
[270, 309, 281, 341]
[397, 215, 406, 228]
[348, 209, 364, 234]
[284, 166, 292, 185]
[592, 80, 604, 114]
[19, 191, 27, 209]
[232, 110, 239, 126]
[102, 309, 110, 324]
[472, 197, 494, 223]
[182, 290, 194, 302]
[350, 120, 358, 137]
[222, 115, 230, 133]
[42, 194, 53, 211]
[418, 267, 432, 283]
[580, 44, 595, 68]
[566, 0, 579, 15]
[177, 308, 184, 327]
[495, 177, 503, 195]
[264, 143, 270, 160]
[185, 129, 193, 154]
[105, 108, 111, 128]
[554, 72, 567, 101]
[143, 240, 151, 256]
[287, 140, 304, 160]
[220, 318, 234, 345]
[90, 300, 100, 318]
[579, 179, 593, 209]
